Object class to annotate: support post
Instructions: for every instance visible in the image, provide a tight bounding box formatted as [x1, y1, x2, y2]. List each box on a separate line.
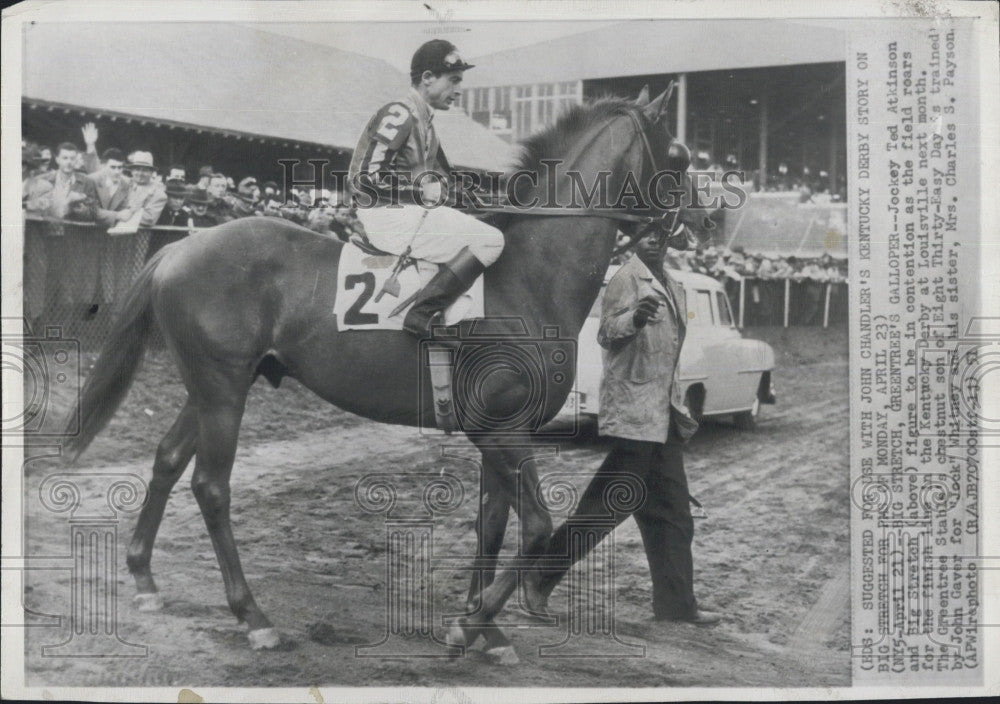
[758, 90, 768, 192]
[783, 278, 791, 328]
[676, 73, 688, 145]
[823, 282, 832, 328]
[739, 276, 746, 329]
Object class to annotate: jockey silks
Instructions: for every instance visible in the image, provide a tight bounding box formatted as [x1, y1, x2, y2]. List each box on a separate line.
[348, 88, 453, 208]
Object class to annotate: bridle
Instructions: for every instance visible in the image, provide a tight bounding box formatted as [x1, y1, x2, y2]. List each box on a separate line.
[471, 104, 691, 256]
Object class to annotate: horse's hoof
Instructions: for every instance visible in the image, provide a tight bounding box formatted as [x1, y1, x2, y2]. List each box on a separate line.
[248, 627, 281, 650]
[133, 592, 164, 612]
[446, 623, 467, 650]
[483, 644, 520, 666]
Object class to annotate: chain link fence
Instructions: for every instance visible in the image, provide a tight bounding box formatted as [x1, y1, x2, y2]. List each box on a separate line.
[23, 216, 190, 351]
[23, 214, 848, 352]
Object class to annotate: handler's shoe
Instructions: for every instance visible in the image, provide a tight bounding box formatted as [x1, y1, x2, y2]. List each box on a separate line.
[402, 247, 484, 338]
[658, 609, 722, 626]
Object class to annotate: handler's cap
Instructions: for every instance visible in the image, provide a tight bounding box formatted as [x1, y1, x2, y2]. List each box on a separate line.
[410, 39, 474, 81]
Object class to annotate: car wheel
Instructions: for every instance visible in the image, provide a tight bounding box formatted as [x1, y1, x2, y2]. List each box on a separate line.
[733, 397, 759, 431]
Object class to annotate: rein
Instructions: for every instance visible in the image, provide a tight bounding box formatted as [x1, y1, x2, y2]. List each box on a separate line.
[467, 108, 684, 256]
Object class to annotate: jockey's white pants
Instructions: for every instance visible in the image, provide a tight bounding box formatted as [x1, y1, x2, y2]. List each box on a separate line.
[357, 205, 504, 266]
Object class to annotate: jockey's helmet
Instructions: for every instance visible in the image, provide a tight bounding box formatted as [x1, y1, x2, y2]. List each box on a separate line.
[410, 40, 475, 82]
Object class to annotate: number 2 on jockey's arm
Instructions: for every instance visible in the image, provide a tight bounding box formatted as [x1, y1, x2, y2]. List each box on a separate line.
[374, 104, 413, 149]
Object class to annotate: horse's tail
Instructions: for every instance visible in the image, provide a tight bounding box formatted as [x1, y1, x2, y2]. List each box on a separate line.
[63, 247, 170, 463]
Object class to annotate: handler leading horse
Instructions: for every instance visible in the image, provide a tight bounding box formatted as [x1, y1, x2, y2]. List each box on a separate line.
[64, 88, 689, 656]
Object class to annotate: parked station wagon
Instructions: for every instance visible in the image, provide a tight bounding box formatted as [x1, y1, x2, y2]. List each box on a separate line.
[562, 266, 777, 430]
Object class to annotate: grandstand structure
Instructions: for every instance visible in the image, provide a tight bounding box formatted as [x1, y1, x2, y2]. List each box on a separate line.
[21, 22, 514, 182]
[456, 19, 848, 257]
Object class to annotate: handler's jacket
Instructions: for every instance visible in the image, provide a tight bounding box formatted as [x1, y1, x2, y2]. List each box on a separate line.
[348, 88, 452, 207]
[597, 255, 699, 444]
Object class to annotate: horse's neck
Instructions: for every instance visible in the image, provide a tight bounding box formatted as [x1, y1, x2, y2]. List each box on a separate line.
[485, 117, 638, 338]
[484, 217, 617, 338]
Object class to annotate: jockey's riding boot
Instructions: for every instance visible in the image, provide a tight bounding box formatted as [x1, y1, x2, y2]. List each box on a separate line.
[402, 247, 484, 337]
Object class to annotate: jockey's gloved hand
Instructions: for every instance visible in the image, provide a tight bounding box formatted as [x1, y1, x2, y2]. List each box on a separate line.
[633, 295, 661, 328]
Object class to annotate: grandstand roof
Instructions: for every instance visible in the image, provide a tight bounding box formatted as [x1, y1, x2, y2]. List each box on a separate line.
[462, 19, 846, 87]
[22, 22, 515, 171]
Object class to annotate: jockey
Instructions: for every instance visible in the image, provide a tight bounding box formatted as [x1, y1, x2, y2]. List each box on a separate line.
[348, 39, 505, 337]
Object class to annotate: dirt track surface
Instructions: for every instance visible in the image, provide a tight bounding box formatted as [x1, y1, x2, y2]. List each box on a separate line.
[22, 327, 850, 689]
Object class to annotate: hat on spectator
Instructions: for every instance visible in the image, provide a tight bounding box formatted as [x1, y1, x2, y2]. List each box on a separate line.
[410, 40, 474, 81]
[198, 165, 214, 178]
[127, 151, 156, 170]
[165, 179, 187, 198]
[188, 188, 211, 205]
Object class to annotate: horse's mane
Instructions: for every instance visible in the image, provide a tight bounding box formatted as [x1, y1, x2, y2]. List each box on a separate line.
[511, 96, 638, 175]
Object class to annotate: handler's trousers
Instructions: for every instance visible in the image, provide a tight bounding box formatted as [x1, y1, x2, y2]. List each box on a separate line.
[533, 434, 698, 620]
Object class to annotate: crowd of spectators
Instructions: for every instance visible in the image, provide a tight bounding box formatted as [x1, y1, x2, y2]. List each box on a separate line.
[688, 150, 848, 204]
[666, 244, 847, 283]
[22, 123, 363, 242]
[22, 123, 848, 332]
[21, 123, 368, 329]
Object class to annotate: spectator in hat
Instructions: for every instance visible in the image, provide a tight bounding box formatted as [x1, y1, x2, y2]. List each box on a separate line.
[147, 179, 191, 259]
[156, 179, 190, 227]
[123, 151, 167, 228]
[101, 151, 166, 308]
[187, 188, 216, 228]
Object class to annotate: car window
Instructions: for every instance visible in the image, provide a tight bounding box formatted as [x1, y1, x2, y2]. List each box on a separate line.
[716, 291, 733, 326]
[689, 290, 715, 326]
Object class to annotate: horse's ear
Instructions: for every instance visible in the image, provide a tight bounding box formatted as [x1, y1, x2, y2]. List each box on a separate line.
[635, 85, 650, 106]
[642, 81, 676, 124]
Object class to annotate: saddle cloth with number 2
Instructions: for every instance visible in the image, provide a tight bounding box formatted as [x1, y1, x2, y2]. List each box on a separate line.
[333, 241, 484, 331]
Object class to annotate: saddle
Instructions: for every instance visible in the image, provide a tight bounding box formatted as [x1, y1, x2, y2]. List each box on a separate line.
[336, 233, 484, 435]
[348, 233, 417, 303]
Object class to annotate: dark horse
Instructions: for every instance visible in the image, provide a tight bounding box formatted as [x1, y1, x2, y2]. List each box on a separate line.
[65, 88, 682, 658]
